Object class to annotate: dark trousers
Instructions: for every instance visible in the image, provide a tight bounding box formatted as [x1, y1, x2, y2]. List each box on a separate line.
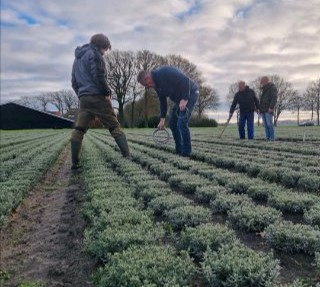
[238, 112, 254, 139]
[169, 92, 198, 156]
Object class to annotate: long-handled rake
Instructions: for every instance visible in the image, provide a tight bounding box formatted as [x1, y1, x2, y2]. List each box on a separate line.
[218, 117, 231, 139]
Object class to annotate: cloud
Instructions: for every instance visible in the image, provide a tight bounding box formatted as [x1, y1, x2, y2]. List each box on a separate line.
[1, 0, 319, 107]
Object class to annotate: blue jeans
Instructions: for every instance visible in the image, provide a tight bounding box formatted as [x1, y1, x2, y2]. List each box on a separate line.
[169, 92, 198, 156]
[261, 112, 275, 140]
[239, 112, 254, 139]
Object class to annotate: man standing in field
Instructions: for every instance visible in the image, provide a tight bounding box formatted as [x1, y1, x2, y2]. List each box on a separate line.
[70, 33, 130, 170]
[259, 76, 278, 141]
[229, 81, 260, 140]
[137, 66, 199, 157]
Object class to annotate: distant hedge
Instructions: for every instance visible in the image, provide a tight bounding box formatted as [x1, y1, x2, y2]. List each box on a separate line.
[189, 116, 218, 127]
[136, 115, 218, 128]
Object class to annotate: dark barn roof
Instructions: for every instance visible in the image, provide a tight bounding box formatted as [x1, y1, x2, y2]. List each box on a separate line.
[0, 102, 74, 130]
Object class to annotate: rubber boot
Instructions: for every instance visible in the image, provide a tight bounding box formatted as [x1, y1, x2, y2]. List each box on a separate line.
[71, 140, 82, 169]
[115, 134, 130, 157]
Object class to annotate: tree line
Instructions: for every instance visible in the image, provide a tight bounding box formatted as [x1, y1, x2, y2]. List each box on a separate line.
[15, 49, 320, 126]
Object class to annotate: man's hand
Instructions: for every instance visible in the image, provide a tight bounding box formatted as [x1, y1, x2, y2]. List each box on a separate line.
[179, 99, 188, 111]
[158, 118, 165, 129]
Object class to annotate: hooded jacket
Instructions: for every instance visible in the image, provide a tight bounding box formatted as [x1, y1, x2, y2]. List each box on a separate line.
[71, 44, 111, 97]
[260, 82, 277, 113]
[229, 86, 259, 114]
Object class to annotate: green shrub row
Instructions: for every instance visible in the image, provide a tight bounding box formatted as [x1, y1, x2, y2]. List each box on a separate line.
[227, 202, 282, 232]
[129, 139, 320, 217]
[82, 137, 195, 286]
[265, 221, 320, 255]
[98, 135, 283, 287]
[268, 191, 320, 214]
[201, 243, 280, 287]
[93, 245, 195, 287]
[0, 131, 70, 224]
[304, 203, 320, 227]
[177, 223, 238, 259]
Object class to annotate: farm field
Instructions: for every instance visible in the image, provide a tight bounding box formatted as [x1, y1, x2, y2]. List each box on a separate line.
[1, 126, 320, 287]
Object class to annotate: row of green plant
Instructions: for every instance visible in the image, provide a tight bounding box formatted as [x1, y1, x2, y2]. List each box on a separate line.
[123, 138, 320, 217]
[0, 130, 59, 150]
[85, 134, 284, 287]
[192, 136, 320, 156]
[129, 140, 320, 257]
[95, 133, 320, 257]
[0, 135, 66, 181]
[192, 139, 319, 169]
[0, 131, 70, 224]
[81, 137, 196, 286]
[128, 135, 320, 193]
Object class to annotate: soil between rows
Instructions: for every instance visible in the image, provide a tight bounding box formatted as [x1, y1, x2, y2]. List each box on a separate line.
[0, 145, 96, 287]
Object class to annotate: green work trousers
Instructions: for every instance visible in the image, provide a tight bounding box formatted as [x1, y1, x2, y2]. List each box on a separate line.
[71, 95, 123, 142]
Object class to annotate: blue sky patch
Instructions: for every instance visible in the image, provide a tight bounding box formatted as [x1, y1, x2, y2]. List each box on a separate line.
[176, 1, 202, 21]
[19, 12, 38, 25]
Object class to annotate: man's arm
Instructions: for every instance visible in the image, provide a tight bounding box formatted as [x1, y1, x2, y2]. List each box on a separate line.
[158, 117, 166, 129]
[89, 50, 111, 96]
[229, 94, 238, 118]
[159, 96, 167, 119]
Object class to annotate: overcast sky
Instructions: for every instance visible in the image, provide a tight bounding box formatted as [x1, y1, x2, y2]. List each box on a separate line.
[1, 0, 320, 115]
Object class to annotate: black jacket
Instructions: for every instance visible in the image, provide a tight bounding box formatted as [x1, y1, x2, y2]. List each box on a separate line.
[230, 86, 259, 114]
[71, 44, 111, 97]
[260, 82, 277, 113]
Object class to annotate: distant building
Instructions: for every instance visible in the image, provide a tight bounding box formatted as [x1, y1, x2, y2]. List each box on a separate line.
[47, 111, 62, 117]
[0, 102, 74, 129]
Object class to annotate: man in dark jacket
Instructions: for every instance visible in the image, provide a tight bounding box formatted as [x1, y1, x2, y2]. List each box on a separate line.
[260, 76, 278, 141]
[137, 66, 199, 157]
[229, 81, 259, 139]
[70, 33, 130, 169]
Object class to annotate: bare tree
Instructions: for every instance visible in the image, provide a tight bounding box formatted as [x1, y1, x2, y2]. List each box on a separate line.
[288, 90, 303, 125]
[194, 85, 220, 119]
[15, 96, 41, 110]
[269, 75, 297, 126]
[164, 54, 203, 85]
[60, 89, 79, 112]
[105, 50, 136, 125]
[305, 78, 320, 125]
[304, 88, 316, 121]
[47, 91, 65, 114]
[226, 82, 239, 104]
[35, 93, 51, 111]
[226, 82, 240, 124]
[130, 77, 144, 127]
[136, 50, 164, 127]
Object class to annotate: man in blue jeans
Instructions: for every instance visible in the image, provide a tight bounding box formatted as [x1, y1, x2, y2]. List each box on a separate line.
[137, 66, 199, 157]
[260, 76, 278, 141]
[229, 81, 259, 140]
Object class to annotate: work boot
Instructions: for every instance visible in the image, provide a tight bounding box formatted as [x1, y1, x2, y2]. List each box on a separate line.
[115, 134, 130, 157]
[71, 140, 82, 169]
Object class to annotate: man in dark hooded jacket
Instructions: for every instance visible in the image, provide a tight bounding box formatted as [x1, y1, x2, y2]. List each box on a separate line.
[229, 81, 259, 139]
[70, 33, 130, 169]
